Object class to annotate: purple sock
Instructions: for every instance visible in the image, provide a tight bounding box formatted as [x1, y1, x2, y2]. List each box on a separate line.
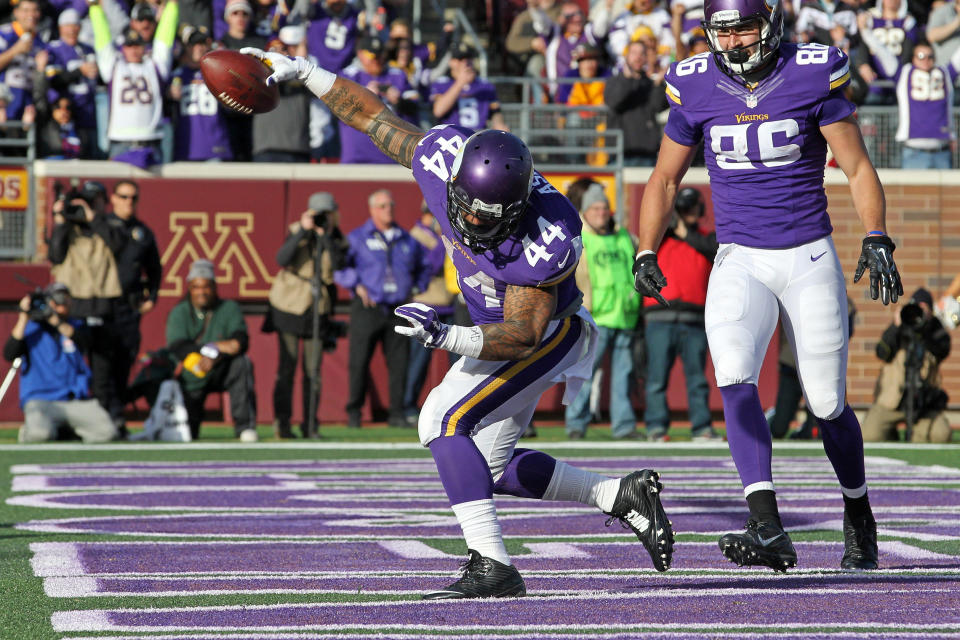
[720, 383, 774, 490]
[816, 405, 866, 491]
[493, 448, 557, 499]
[429, 435, 494, 506]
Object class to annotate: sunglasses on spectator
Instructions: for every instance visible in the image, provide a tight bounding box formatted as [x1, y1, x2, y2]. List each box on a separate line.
[914, 51, 933, 60]
[562, 11, 583, 18]
[115, 193, 138, 201]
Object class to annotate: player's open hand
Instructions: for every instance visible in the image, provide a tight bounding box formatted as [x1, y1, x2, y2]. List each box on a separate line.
[240, 47, 311, 85]
[632, 253, 669, 307]
[854, 234, 903, 305]
[394, 303, 450, 349]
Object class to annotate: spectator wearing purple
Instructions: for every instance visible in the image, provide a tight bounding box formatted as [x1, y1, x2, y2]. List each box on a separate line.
[430, 42, 507, 130]
[41, 9, 98, 154]
[171, 27, 232, 161]
[535, 1, 609, 101]
[339, 35, 418, 163]
[334, 189, 431, 428]
[0, 0, 44, 120]
[891, 40, 960, 168]
[854, 0, 921, 105]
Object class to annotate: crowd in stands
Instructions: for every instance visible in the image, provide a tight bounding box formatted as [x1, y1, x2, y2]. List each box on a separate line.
[0, 0, 956, 165]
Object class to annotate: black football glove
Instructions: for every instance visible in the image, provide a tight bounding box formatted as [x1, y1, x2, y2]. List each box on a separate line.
[632, 253, 669, 307]
[853, 234, 903, 305]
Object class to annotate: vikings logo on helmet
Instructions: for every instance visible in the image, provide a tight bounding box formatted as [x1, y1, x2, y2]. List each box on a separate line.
[702, 0, 783, 77]
[446, 129, 534, 253]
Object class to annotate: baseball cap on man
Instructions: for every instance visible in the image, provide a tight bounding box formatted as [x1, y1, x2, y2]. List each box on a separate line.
[224, 0, 252, 18]
[308, 192, 337, 212]
[44, 282, 71, 305]
[279, 24, 306, 46]
[450, 41, 477, 59]
[58, 8, 80, 26]
[185, 26, 212, 46]
[122, 28, 146, 46]
[130, 3, 155, 21]
[357, 35, 385, 56]
[187, 259, 216, 283]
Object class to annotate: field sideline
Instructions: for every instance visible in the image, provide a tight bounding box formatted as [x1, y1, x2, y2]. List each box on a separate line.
[1, 428, 959, 639]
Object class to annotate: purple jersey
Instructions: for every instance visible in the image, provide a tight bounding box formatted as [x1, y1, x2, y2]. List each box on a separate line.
[429, 78, 499, 128]
[663, 44, 855, 249]
[865, 14, 919, 101]
[339, 65, 416, 163]
[0, 24, 43, 119]
[895, 61, 958, 145]
[411, 124, 584, 325]
[306, 4, 360, 72]
[172, 66, 232, 161]
[44, 39, 97, 129]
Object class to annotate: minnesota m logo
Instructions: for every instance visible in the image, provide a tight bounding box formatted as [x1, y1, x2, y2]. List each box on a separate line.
[160, 212, 274, 298]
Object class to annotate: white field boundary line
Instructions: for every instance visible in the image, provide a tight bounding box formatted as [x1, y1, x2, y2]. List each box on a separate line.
[50, 604, 960, 633]
[5, 441, 959, 452]
[54, 634, 960, 640]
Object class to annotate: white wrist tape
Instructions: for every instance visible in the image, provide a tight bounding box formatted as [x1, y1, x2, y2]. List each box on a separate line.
[304, 64, 336, 98]
[636, 249, 656, 258]
[439, 324, 484, 359]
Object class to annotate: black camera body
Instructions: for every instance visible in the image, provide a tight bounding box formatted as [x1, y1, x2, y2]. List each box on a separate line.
[28, 289, 53, 323]
[54, 180, 96, 224]
[312, 210, 329, 228]
[900, 302, 924, 330]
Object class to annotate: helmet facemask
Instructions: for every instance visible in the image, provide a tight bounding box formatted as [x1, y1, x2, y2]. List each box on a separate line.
[703, 11, 780, 76]
[447, 180, 527, 253]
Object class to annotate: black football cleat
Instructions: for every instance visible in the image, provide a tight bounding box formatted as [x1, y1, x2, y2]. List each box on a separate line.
[719, 517, 798, 572]
[422, 550, 526, 600]
[841, 508, 879, 570]
[604, 469, 674, 571]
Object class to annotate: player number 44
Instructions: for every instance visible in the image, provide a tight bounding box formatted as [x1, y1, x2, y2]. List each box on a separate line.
[419, 134, 464, 181]
[523, 216, 567, 267]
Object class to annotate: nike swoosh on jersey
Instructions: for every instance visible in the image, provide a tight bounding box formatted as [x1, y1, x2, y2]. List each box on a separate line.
[810, 251, 827, 262]
[557, 249, 571, 270]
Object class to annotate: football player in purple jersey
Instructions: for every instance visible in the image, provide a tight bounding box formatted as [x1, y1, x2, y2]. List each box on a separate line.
[241, 45, 675, 599]
[633, 0, 902, 573]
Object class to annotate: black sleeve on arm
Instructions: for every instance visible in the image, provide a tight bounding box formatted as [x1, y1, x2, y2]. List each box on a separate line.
[275, 229, 309, 267]
[144, 236, 162, 301]
[875, 323, 901, 362]
[48, 223, 72, 264]
[925, 320, 951, 362]
[3, 335, 26, 362]
[229, 329, 249, 355]
[90, 215, 127, 255]
[168, 338, 199, 360]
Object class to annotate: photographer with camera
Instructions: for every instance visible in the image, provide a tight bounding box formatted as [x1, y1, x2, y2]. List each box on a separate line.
[4, 283, 117, 443]
[48, 179, 127, 432]
[862, 288, 952, 443]
[263, 192, 347, 439]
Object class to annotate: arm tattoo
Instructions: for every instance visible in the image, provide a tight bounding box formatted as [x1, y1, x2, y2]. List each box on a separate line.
[321, 83, 423, 169]
[366, 108, 423, 168]
[478, 285, 556, 361]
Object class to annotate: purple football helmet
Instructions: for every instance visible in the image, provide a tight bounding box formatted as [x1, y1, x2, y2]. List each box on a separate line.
[447, 129, 534, 252]
[702, 0, 783, 76]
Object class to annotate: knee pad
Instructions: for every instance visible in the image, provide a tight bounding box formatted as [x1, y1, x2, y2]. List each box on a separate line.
[711, 326, 758, 386]
[806, 390, 843, 421]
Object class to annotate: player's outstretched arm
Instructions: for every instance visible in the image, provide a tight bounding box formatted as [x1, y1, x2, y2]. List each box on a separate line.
[822, 115, 903, 305]
[241, 48, 424, 168]
[395, 285, 556, 362]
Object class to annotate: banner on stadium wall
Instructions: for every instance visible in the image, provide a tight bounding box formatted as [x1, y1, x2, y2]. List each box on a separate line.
[0, 167, 28, 210]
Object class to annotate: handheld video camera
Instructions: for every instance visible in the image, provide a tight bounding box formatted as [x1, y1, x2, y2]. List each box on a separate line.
[27, 289, 53, 323]
[53, 179, 100, 224]
[900, 302, 924, 330]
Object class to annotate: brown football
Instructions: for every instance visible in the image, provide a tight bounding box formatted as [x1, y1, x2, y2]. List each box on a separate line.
[200, 49, 279, 115]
